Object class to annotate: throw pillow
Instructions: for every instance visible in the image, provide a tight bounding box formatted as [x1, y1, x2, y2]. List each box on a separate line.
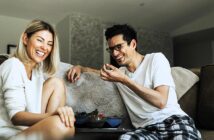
[171, 67, 199, 100]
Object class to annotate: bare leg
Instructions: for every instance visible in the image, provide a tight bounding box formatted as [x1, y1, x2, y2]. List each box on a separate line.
[20, 116, 75, 140]
[17, 78, 74, 140]
[41, 77, 66, 113]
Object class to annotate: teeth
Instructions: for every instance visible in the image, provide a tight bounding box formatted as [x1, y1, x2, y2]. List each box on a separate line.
[36, 51, 45, 56]
[116, 57, 122, 60]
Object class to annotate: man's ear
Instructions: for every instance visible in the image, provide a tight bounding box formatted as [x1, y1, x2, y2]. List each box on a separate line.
[22, 33, 28, 46]
[130, 39, 137, 50]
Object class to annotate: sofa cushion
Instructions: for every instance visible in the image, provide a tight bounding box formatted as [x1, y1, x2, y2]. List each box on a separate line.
[56, 63, 199, 118]
[0, 54, 9, 65]
[55, 62, 127, 117]
[178, 83, 198, 122]
[197, 65, 214, 129]
[171, 67, 199, 100]
[65, 72, 127, 117]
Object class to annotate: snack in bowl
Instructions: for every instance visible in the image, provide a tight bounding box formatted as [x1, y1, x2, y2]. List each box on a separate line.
[75, 109, 107, 128]
[86, 110, 106, 128]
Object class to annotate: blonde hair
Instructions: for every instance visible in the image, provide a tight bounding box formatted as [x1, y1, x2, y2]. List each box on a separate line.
[14, 19, 60, 75]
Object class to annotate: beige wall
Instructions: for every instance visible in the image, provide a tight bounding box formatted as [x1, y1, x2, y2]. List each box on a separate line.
[56, 16, 70, 63]
[0, 15, 29, 54]
[171, 11, 214, 36]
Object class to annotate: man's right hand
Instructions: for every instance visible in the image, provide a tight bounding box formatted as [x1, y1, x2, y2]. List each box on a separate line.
[67, 65, 101, 83]
[67, 65, 82, 83]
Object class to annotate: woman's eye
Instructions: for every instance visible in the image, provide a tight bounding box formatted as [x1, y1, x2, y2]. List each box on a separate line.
[48, 44, 53, 47]
[37, 39, 42, 42]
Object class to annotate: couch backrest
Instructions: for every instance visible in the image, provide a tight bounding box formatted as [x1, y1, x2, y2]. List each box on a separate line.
[197, 65, 214, 129]
[178, 83, 199, 124]
[0, 54, 9, 65]
[177, 68, 201, 125]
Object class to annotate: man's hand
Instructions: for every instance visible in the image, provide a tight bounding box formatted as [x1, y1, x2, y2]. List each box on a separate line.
[67, 65, 101, 83]
[67, 65, 82, 83]
[100, 64, 128, 83]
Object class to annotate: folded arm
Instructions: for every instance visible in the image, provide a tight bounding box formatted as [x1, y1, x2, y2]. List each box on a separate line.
[12, 106, 75, 127]
[11, 112, 51, 126]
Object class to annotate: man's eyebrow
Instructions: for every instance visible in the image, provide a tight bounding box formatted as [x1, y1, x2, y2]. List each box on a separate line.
[112, 43, 123, 47]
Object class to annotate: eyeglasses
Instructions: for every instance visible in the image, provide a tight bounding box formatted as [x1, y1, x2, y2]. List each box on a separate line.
[106, 42, 126, 54]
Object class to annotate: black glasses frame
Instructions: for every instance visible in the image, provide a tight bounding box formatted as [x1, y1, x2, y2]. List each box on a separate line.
[106, 42, 126, 54]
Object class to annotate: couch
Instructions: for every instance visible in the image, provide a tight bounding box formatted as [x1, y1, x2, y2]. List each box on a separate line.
[0, 55, 214, 140]
[56, 63, 214, 140]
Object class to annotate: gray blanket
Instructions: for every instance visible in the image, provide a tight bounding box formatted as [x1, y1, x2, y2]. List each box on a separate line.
[56, 62, 199, 117]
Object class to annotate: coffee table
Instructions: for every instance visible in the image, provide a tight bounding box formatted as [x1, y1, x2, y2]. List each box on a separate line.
[66, 128, 132, 140]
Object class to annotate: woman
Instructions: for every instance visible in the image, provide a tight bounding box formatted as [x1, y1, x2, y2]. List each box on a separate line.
[0, 20, 75, 140]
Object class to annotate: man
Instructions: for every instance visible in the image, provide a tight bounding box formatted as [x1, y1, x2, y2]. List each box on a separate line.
[67, 24, 201, 140]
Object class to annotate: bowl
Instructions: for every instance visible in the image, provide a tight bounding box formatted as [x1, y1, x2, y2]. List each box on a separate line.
[105, 117, 122, 128]
[86, 119, 106, 128]
[75, 112, 89, 127]
[86, 116, 106, 128]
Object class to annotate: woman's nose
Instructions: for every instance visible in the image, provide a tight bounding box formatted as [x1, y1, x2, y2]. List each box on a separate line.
[41, 43, 48, 50]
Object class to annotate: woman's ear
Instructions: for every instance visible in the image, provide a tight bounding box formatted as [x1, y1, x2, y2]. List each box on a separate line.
[22, 33, 28, 46]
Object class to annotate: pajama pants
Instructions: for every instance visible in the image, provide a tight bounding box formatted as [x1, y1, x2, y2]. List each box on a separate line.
[119, 115, 202, 140]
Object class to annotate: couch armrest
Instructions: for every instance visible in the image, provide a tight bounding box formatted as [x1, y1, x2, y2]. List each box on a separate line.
[197, 65, 214, 129]
[0, 54, 9, 65]
[178, 83, 199, 124]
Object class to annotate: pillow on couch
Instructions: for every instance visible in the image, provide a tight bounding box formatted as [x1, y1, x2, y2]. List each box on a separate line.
[171, 67, 199, 100]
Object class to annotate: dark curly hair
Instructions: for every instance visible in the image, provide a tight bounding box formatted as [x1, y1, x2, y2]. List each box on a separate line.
[105, 24, 137, 45]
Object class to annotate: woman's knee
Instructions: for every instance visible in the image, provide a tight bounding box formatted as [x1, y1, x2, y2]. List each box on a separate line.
[21, 116, 75, 140]
[45, 116, 75, 139]
[45, 77, 65, 89]
[42, 77, 67, 113]
[44, 77, 66, 97]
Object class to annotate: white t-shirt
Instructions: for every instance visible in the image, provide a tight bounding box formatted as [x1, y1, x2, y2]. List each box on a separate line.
[0, 57, 44, 138]
[116, 53, 186, 128]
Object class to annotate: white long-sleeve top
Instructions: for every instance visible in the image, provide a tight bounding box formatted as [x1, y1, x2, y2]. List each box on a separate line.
[0, 57, 44, 138]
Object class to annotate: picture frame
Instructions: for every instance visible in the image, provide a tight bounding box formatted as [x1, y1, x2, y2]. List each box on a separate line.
[7, 44, 17, 54]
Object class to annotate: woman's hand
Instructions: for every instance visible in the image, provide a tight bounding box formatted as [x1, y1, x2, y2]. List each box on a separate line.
[67, 65, 82, 83]
[56, 106, 75, 127]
